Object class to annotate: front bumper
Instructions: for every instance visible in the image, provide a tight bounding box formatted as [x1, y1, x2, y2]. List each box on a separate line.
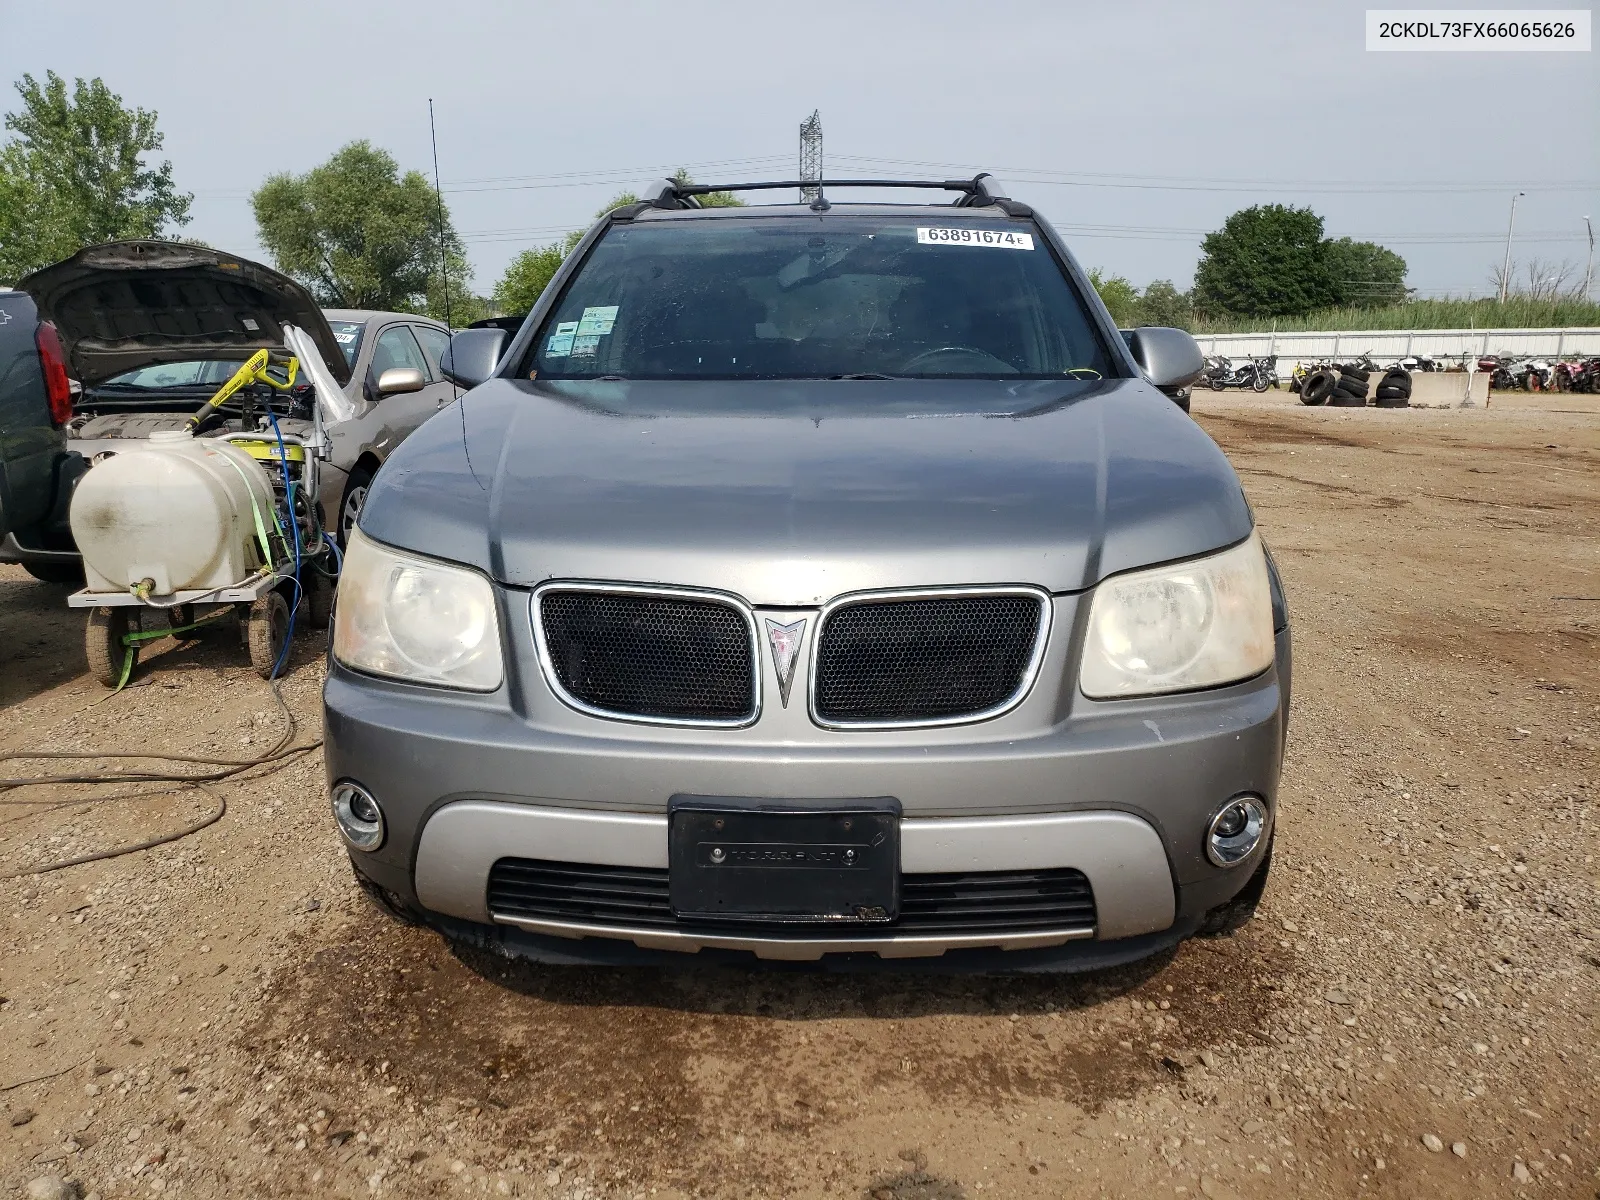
[324, 616, 1289, 965]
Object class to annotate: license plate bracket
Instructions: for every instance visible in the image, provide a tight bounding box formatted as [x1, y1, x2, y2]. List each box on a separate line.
[668, 795, 900, 924]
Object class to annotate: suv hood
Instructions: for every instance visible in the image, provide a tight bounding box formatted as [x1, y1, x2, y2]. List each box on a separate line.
[18, 241, 351, 387]
[360, 377, 1253, 602]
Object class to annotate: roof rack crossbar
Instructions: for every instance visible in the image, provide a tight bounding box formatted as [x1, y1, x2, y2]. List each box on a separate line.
[629, 173, 1027, 216]
[668, 175, 1005, 198]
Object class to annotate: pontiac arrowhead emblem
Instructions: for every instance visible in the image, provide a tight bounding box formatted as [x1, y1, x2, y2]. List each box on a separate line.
[764, 617, 807, 708]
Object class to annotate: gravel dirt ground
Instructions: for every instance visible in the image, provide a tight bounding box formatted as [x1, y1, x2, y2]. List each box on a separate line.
[1, 394, 1596, 1200]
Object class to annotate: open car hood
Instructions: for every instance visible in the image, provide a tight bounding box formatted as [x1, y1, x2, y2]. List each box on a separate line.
[18, 240, 351, 387]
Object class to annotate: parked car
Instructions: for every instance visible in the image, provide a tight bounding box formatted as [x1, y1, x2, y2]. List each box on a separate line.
[14, 242, 459, 580]
[0, 288, 85, 581]
[326, 174, 1290, 971]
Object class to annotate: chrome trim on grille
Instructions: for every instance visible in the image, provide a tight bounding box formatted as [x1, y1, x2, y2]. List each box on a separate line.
[530, 582, 763, 729]
[490, 913, 1096, 961]
[807, 585, 1053, 730]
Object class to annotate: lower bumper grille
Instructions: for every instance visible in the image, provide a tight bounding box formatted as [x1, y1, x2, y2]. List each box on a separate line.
[487, 858, 1096, 937]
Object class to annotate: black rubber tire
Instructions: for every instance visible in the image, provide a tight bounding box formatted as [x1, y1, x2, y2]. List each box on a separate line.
[1329, 391, 1367, 407]
[1300, 369, 1337, 405]
[1336, 378, 1369, 398]
[23, 560, 85, 585]
[246, 590, 291, 679]
[1339, 366, 1370, 383]
[350, 858, 424, 927]
[1374, 396, 1410, 408]
[1198, 839, 1273, 937]
[166, 604, 195, 633]
[1374, 386, 1409, 400]
[338, 463, 376, 550]
[306, 568, 336, 630]
[85, 607, 134, 689]
[1251, 371, 1270, 393]
[1379, 367, 1411, 393]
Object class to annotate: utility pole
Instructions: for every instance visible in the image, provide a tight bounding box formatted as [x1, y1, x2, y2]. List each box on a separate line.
[799, 111, 823, 204]
[1498, 191, 1524, 304]
[1584, 216, 1595, 301]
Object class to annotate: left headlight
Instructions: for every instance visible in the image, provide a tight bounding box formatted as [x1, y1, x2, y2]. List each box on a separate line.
[1079, 532, 1275, 699]
[333, 528, 503, 691]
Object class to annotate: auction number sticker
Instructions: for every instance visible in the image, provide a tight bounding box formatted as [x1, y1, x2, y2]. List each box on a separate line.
[917, 227, 1034, 250]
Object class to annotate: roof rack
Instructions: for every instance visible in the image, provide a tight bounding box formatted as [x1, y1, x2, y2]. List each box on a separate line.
[627, 173, 1032, 217]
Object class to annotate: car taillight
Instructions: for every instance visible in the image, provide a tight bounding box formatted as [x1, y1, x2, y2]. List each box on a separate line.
[35, 321, 73, 427]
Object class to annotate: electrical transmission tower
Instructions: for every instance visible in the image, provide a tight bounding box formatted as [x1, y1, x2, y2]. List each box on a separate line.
[799, 110, 823, 203]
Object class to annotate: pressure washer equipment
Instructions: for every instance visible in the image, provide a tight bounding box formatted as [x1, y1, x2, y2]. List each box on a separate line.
[66, 325, 344, 686]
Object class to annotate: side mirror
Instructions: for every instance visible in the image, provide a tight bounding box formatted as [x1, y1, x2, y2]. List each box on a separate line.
[375, 367, 426, 397]
[1126, 327, 1204, 393]
[440, 328, 507, 389]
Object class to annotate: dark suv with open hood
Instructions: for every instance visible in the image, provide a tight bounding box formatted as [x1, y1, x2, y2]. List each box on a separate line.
[17, 242, 457, 570]
[324, 175, 1291, 971]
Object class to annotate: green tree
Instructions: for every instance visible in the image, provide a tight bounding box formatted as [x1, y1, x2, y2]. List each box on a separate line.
[0, 71, 192, 280]
[1086, 267, 1141, 326]
[252, 140, 470, 319]
[492, 170, 743, 315]
[1136, 279, 1193, 329]
[1193, 204, 1334, 318]
[1324, 237, 1408, 306]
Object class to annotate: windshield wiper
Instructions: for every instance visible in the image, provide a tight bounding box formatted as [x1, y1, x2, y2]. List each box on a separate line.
[828, 372, 898, 380]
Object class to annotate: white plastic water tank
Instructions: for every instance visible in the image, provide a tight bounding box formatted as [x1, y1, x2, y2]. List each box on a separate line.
[70, 430, 279, 595]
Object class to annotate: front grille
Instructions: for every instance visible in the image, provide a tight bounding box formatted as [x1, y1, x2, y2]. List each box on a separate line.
[813, 592, 1045, 725]
[536, 588, 756, 723]
[487, 858, 1096, 936]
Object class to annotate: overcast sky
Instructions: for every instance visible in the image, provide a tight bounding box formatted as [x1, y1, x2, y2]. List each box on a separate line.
[3, 0, 1596, 300]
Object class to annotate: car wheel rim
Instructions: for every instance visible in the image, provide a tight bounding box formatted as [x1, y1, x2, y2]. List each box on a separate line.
[342, 485, 368, 540]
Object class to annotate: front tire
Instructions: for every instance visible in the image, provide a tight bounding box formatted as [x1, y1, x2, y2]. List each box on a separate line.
[1197, 839, 1273, 937]
[23, 560, 85, 585]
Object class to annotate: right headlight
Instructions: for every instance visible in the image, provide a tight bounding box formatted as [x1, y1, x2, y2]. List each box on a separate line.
[332, 528, 503, 691]
[1079, 532, 1275, 699]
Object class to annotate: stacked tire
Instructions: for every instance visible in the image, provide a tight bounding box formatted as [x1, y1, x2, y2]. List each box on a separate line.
[1329, 366, 1368, 407]
[1298, 368, 1337, 406]
[1374, 367, 1412, 408]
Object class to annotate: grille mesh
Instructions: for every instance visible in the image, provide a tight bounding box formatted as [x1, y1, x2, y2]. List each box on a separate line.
[814, 594, 1043, 724]
[538, 590, 755, 722]
[488, 858, 1096, 936]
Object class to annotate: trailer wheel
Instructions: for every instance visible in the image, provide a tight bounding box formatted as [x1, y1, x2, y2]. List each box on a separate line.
[247, 590, 291, 679]
[86, 607, 134, 689]
[306, 568, 336, 630]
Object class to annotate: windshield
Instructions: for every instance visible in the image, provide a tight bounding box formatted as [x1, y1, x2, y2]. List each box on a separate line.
[100, 360, 245, 389]
[326, 320, 366, 367]
[526, 217, 1114, 381]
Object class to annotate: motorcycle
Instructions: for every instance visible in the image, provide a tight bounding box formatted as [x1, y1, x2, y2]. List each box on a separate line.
[1396, 353, 1441, 373]
[1205, 355, 1277, 392]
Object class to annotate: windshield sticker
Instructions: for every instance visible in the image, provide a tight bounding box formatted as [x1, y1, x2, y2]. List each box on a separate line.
[916, 227, 1034, 250]
[569, 334, 602, 358]
[575, 305, 619, 336]
[545, 320, 580, 358]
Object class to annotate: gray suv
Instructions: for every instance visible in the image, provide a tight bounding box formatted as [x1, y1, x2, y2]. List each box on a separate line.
[325, 175, 1291, 970]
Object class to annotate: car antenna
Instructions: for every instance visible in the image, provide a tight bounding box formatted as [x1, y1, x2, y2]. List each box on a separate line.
[428, 99, 454, 333]
[428, 98, 460, 402]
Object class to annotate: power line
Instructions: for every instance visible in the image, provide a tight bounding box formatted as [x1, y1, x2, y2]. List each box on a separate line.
[827, 153, 1600, 196]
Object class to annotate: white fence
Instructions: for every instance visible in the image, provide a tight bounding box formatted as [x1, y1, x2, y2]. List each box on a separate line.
[1195, 327, 1600, 363]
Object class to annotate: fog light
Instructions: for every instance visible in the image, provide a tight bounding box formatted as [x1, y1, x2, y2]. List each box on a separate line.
[331, 781, 385, 851]
[1206, 795, 1267, 868]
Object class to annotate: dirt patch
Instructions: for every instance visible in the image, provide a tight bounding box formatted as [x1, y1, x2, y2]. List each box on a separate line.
[3, 399, 1598, 1200]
